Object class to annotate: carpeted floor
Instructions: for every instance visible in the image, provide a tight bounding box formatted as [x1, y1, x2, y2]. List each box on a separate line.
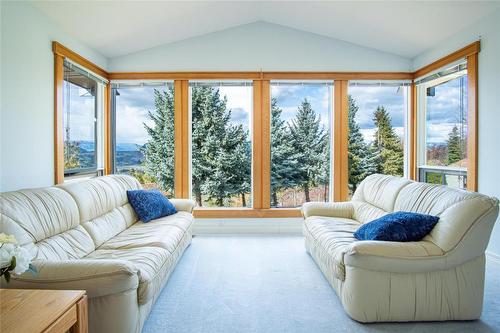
[143, 236, 500, 333]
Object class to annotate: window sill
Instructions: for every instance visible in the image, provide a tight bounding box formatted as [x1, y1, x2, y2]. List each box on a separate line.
[193, 207, 303, 218]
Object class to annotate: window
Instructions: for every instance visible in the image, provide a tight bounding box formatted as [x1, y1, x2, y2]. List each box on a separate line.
[190, 81, 252, 207]
[348, 82, 410, 195]
[416, 62, 468, 189]
[111, 82, 175, 195]
[63, 60, 105, 178]
[270, 81, 333, 207]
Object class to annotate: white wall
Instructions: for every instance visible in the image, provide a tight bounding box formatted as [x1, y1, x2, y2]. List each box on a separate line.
[0, 2, 107, 191]
[109, 21, 411, 72]
[413, 8, 500, 256]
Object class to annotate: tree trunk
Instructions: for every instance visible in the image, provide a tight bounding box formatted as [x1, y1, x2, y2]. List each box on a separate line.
[303, 183, 311, 202]
[195, 192, 202, 207]
[323, 184, 328, 202]
[272, 192, 278, 207]
[241, 193, 246, 207]
[216, 197, 224, 207]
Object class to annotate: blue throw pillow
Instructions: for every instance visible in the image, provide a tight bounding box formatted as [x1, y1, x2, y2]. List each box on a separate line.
[127, 189, 177, 223]
[354, 211, 439, 242]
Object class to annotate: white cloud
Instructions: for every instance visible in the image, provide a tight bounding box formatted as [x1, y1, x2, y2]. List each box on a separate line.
[115, 104, 154, 145]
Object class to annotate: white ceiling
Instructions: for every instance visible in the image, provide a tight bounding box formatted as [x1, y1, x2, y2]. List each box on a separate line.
[32, 1, 500, 59]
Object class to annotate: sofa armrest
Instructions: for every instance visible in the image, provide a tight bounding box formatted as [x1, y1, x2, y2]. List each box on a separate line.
[170, 199, 196, 213]
[3, 259, 139, 298]
[302, 202, 354, 219]
[344, 241, 449, 273]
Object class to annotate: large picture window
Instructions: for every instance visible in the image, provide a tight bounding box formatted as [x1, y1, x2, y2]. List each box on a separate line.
[270, 81, 333, 207]
[190, 82, 252, 207]
[416, 62, 468, 189]
[347, 82, 410, 195]
[63, 60, 104, 178]
[111, 82, 175, 195]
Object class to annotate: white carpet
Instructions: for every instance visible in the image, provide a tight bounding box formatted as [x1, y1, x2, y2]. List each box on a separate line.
[143, 236, 500, 333]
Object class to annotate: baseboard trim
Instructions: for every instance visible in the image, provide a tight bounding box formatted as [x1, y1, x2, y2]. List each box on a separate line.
[193, 218, 303, 235]
[486, 251, 500, 265]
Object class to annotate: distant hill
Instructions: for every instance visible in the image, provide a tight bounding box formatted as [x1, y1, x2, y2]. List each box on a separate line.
[70, 141, 143, 152]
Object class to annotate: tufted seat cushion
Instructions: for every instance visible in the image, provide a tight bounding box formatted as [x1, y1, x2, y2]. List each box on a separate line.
[86, 247, 170, 304]
[99, 213, 193, 254]
[303, 216, 359, 280]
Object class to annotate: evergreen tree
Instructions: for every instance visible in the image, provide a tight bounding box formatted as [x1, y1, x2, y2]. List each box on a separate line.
[64, 141, 81, 169]
[270, 98, 299, 206]
[191, 86, 251, 207]
[372, 106, 404, 176]
[347, 96, 377, 193]
[142, 88, 175, 194]
[446, 125, 463, 165]
[289, 99, 328, 202]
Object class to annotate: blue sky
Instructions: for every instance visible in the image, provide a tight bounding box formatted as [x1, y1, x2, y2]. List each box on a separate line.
[68, 78, 467, 147]
[63, 81, 96, 143]
[349, 85, 405, 143]
[425, 75, 468, 145]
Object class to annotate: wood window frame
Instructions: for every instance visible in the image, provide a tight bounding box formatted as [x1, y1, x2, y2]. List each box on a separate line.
[53, 41, 479, 218]
[52, 42, 111, 184]
[411, 41, 479, 191]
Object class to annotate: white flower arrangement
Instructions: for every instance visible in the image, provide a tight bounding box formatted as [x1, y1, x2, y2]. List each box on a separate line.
[0, 233, 37, 282]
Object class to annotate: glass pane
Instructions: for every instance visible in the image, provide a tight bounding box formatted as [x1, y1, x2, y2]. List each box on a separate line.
[425, 74, 468, 168]
[63, 65, 97, 174]
[270, 82, 332, 208]
[113, 83, 175, 195]
[190, 83, 252, 207]
[348, 85, 406, 195]
[425, 172, 443, 185]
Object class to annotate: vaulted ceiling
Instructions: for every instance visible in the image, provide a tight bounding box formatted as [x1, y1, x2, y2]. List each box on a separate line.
[31, 1, 500, 59]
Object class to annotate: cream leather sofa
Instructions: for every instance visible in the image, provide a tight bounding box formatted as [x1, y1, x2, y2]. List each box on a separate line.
[302, 174, 499, 323]
[0, 175, 195, 333]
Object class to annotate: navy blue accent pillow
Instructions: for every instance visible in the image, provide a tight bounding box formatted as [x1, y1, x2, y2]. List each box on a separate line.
[127, 189, 177, 223]
[354, 211, 439, 242]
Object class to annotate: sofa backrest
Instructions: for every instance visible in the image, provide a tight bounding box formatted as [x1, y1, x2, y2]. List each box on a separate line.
[0, 187, 95, 260]
[395, 181, 499, 252]
[58, 175, 142, 248]
[351, 174, 411, 224]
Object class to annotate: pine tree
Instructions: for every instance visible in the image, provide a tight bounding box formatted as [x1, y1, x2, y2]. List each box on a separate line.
[446, 125, 463, 165]
[270, 98, 299, 206]
[191, 86, 251, 207]
[64, 141, 81, 169]
[372, 106, 404, 176]
[142, 88, 175, 194]
[289, 99, 328, 202]
[347, 96, 377, 193]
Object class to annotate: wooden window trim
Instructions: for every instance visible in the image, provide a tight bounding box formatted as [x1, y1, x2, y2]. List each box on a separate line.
[252, 80, 271, 209]
[193, 208, 302, 218]
[174, 80, 190, 198]
[333, 81, 349, 202]
[466, 53, 478, 191]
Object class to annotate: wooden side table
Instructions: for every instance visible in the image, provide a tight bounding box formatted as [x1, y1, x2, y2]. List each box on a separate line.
[0, 289, 88, 333]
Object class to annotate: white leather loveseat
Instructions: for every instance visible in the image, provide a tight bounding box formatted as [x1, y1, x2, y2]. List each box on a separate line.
[0, 175, 195, 333]
[302, 174, 499, 322]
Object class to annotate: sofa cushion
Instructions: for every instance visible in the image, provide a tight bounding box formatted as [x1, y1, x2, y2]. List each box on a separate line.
[85, 246, 171, 304]
[303, 216, 359, 280]
[127, 189, 177, 222]
[99, 212, 193, 254]
[354, 211, 439, 242]
[59, 175, 142, 247]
